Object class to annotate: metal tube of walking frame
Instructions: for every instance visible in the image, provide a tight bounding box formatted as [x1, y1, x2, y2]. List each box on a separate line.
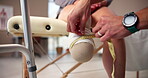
[20, 0, 37, 78]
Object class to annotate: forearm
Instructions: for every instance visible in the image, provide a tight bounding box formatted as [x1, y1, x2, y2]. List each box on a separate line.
[136, 7, 148, 30]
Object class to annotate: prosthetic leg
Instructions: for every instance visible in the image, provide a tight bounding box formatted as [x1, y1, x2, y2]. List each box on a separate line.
[68, 18, 95, 63]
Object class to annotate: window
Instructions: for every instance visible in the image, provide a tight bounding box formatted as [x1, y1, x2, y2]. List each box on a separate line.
[48, 0, 60, 18]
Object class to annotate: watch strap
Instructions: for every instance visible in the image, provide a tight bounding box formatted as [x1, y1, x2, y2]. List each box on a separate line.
[127, 26, 139, 33]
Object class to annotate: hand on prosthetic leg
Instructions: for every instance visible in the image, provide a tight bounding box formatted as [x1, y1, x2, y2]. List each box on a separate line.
[58, 4, 96, 63]
[68, 18, 95, 63]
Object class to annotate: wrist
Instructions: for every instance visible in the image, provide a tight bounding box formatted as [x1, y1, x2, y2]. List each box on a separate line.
[119, 16, 125, 29]
[136, 12, 148, 30]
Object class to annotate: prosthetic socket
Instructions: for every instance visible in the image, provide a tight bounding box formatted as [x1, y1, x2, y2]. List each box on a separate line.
[68, 18, 95, 63]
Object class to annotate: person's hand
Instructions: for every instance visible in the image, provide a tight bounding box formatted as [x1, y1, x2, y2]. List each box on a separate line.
[67, 0, 91, 35]
[92, 15, 132, 42]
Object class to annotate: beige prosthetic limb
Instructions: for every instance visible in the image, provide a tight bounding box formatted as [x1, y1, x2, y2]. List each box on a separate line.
[70, 40, 94, 62]
[68, 18, 95, 63]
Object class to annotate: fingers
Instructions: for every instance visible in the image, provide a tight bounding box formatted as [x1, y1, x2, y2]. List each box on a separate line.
[92, 16, 105, 33]
[67, 20, 84, 35]
[94, 31, 102, 38]
[66, 4, 91, 35]
[94, 27, 107, 38]
[67, 19, 76, 33]
[94, 30, 111, 42]
[92, 22, 101, 33]
[67, 15, 89, 35]
[92, 16, 111, 42]
[67, 15, 80, 34]
[100, 31, 111, 42]
[67, 21, 71, 32]
[79, 16, 88, 35]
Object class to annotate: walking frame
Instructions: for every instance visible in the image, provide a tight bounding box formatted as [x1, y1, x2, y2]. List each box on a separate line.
[0, 0, 37, 78]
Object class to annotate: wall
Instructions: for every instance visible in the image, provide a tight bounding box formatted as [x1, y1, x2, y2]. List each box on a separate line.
[0, 0, 48, 57]
[109, 0, 148, 15]
[0, 0, 48, 17]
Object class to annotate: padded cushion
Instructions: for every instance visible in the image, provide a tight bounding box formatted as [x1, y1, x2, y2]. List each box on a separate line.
[7, 16, 68, 37]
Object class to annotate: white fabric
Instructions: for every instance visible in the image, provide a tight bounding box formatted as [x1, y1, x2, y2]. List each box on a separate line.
[68, 33, 95, 48]
[125, 30, 148, 71]
[68, 17, 95, 48]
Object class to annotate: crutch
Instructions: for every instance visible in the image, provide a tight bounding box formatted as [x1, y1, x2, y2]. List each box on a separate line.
[20, 0, 37, 78]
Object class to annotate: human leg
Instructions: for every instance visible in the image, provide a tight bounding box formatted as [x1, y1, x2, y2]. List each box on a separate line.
[102, 39, 126, 78]
[91, 8, 126, 78]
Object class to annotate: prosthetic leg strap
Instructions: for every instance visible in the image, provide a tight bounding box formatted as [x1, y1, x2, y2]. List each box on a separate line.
[69, 35, 116, 78]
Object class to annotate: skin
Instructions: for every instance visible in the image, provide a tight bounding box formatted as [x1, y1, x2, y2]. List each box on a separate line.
[58, 3, 126, 78]
[67, 0, 105, 35]
[92, 7, 148, 42]
[103, 39, 125, 78]
[92, 7, 126, 78]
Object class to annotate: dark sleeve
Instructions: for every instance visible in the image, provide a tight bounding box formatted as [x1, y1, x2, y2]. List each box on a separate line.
[106, 0, 113, 6]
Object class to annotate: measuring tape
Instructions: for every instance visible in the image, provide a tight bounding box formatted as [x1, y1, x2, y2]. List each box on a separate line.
[70, 35, 95, 48]
[70, 35, 116, 78]
[108, 40, 116, 78]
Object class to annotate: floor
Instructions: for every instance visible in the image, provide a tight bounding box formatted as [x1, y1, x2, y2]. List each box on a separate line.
[0, 53, 148, 78]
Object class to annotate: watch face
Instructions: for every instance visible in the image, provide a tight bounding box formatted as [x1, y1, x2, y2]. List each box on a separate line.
[124, 16, 136, 27]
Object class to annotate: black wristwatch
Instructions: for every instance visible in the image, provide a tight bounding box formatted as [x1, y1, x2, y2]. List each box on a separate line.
[122, 12, 139, 33]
